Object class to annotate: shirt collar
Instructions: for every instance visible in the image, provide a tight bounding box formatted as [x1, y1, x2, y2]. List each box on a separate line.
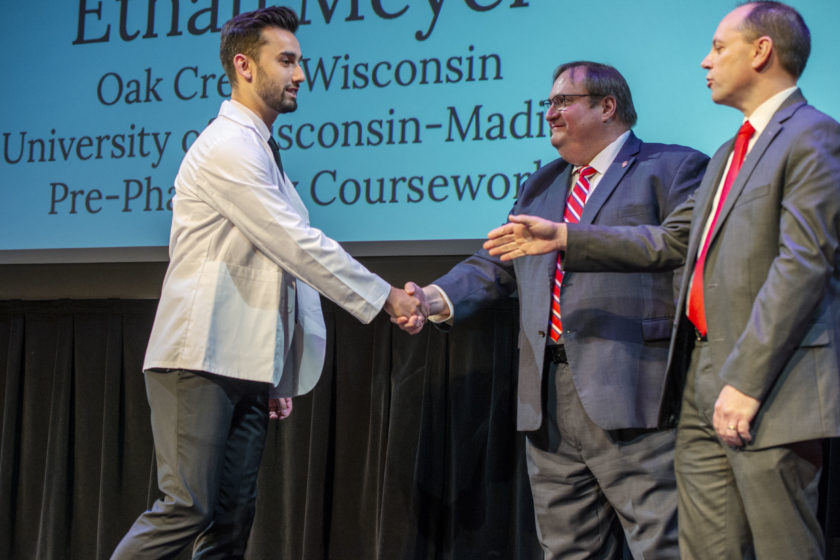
[220, 99, 272, 141]
[573, 130, 631, 176]
[743, 86, 798, 137]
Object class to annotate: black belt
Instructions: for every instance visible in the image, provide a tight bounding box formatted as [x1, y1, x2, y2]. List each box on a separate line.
[546, 344, 568, 364]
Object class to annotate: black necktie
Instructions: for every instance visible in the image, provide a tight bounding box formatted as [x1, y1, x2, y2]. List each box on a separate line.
[267, 137, 285, 177]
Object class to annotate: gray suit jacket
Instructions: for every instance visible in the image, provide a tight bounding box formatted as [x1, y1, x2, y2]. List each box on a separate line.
[435, 133, 708, 431]
[566, 91, 840, 448]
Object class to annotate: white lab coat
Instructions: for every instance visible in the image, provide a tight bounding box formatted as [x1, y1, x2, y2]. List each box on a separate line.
[143, 100, 389, 397]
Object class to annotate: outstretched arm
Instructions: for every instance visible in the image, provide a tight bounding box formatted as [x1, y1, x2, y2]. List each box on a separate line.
[484, 215, 568, 261]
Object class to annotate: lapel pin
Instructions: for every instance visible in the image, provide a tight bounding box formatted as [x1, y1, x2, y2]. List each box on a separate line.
[621, 160, 628, 168]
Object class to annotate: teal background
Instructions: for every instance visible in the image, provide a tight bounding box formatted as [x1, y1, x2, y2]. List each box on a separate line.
[1, 0, 838, 253]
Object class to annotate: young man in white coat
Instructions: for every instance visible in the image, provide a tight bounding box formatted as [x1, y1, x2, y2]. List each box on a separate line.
[111, 7, 424, 559]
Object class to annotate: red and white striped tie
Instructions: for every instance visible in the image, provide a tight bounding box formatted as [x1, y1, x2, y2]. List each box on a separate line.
[549, 165, 596, 342]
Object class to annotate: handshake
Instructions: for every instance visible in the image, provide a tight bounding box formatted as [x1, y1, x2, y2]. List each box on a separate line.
[382, 282, 448, 335]
[275, 214, 561, 420]
[382, 213, 561, 333]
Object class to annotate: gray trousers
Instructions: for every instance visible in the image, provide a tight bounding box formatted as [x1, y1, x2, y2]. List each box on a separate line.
[675, 340, 824, 560]
[526, 360, 680, 560]
[111, 369, 269, 560]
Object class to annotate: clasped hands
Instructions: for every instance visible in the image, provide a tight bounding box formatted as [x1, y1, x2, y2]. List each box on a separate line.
[268, 284, 429, 420]
[269, 220, 569, 421]
[385, 214, 559, 336]
[384, 284, 430, 333]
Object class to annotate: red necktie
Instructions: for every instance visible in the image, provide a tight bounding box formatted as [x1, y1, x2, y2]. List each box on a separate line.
[549, 165, 597, 342]
[687, 120, 755, 336]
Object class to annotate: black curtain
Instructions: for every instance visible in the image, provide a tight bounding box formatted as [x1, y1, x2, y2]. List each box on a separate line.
[0, 299, 541, 559]
[2, 300, 839, 559]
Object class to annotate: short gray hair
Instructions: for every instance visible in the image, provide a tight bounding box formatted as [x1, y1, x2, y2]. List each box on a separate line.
[738, 1, 810, 78]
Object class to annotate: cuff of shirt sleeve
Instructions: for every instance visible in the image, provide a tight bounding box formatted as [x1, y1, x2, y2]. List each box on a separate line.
[428, 284, 455, 324]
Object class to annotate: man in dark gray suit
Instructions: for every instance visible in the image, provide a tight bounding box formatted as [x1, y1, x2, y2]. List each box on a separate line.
[401, 62, 708, 559]
[485, 3, 840, 558]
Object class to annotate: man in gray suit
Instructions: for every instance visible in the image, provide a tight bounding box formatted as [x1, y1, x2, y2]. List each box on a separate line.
[485, 3, 840, 558]
[402, 62, 708, 558]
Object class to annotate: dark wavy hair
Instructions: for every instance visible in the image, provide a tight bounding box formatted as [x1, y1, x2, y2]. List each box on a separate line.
[220, 6, 299, 87]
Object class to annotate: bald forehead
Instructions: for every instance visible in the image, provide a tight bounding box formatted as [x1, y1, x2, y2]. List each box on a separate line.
[721, 4, 754, 33]
[711, 5, 754, 48]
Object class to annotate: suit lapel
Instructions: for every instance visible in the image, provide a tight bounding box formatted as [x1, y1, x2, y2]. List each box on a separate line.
[542, 165, 573, 222]
[540, 166, 573, 283]
[687, 143, 729, 262]
[706, 91, 805, 245]
[520, 165, 573, 311]
[579, 133, 641, 225]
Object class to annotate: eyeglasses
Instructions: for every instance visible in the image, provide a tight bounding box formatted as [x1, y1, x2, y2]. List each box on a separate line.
[539, 94, 595, 112]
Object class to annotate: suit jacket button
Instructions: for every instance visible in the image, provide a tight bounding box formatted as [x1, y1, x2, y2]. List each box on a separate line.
[538, 331, 545, 338]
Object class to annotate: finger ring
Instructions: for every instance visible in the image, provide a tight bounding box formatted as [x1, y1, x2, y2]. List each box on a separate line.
[727, 426, 736, 430]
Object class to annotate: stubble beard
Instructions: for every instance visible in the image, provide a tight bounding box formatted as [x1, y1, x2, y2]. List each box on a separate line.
[256, 67, 298, 114]
[260, 84, 297, 114]
[274, 91, 297, 114]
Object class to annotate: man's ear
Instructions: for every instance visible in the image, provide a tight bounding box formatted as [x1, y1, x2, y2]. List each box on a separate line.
[752, 35, 773, 72]
[233, 53, 254, 84]
[601, 95, 617, 123]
